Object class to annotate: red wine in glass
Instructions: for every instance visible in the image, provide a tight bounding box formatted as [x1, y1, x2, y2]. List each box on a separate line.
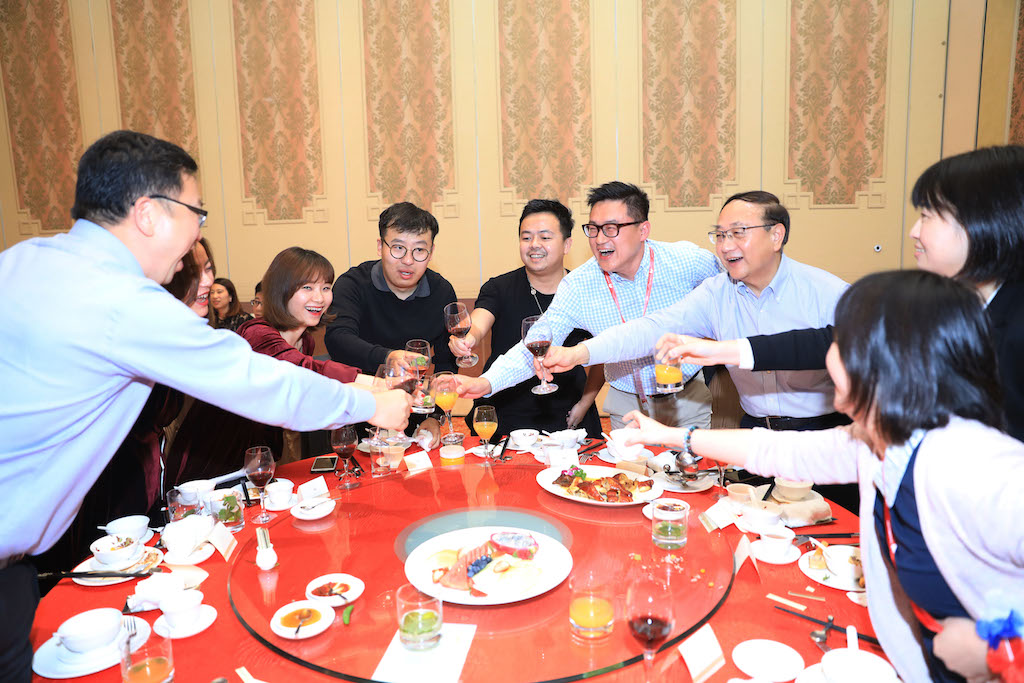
[522, 315, 557, 395]
[444, 302, 478, 368]
[628, 615, 672, 650]
[526, 340, 551, 358]
[334, 443, 356, 459]
[391, 377, 418, 395]
[247, 470, 273, 488]
[450, 324, 470, 338]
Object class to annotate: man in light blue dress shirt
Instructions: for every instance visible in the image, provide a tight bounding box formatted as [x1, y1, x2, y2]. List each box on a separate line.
[459, 181, 720, 429]
[543, 191, 849, 430]
[0, 130, 412, 681]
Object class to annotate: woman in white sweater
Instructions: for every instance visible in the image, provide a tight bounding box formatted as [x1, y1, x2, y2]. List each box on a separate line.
[624, 270, 1024, 682]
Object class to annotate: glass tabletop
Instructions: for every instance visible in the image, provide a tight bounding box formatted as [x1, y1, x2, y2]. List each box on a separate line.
[227, 463, 735, 682]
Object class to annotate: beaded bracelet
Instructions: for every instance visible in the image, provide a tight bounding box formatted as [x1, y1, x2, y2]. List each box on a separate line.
[682, 425, 699, 457]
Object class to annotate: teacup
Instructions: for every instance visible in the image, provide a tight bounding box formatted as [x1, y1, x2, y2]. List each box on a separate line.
[824, 545, 864, 584]
[726, 483, 755, 503]
[757, 526, 796, 559]
[607, 429, 645, 461]
[161, 514, 214, 558]
[55, 608, 122, 654]
[266, 480, 294, 507]
[741, 500, 782, 528]
[509, 429, 539, 449]
[821, 648, 896, 682]
[179, 479, 214, 512]
[103, 515, 149, 541]
[159, 589, 204, 632]
[549, 429, 585, 449]
[134, 574, 186, 610]
[90, 534, 141, 567]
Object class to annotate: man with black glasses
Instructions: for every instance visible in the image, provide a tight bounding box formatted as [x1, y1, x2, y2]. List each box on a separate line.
[325, 201, 458, 375]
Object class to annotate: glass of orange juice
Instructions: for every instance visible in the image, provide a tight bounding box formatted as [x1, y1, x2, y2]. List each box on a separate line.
[654, 360, 684, 394]
[119, 626, 173, 682]
[473, 405, 498, 459]
[431, 372, 462, 445]
[568, 571, 615, 641]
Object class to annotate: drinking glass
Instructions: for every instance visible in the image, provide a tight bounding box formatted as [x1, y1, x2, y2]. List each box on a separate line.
[431, 371, 462, 445]
[522, 315, 557, 395]
[120, 627, 173, 682]
[654, 359, 684, 394]
[444, 302, 478, 368]
[206, 490, 245, 532]
[651, 499, 689, 550]
[365, 365, 390, 447]
[244, 446, 276, 524]
[627, 569, 674, 683]
[405, 340, 434, 414]
[164, 488, 196, 523]
[383, 356, 418, 395]
[473, 405, 498, 459]
[331, 426, 360, 490]
[568, 571, 615, 641]
[396, 583, 442, 650]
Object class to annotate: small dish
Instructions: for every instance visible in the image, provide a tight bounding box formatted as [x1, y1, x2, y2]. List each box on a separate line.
[153, 604, 217, 639]
[750, 539, 801, 565]
[162, 541, 216, 566]
[653, 470, 717, 494]
[264, 493, 299, 512]
[732, 639, 805, 682]
[305, 573, 365, 606]
[290, 497, 336, 521]
[73, 547, 163, 587]
[270, 600, 335, 640]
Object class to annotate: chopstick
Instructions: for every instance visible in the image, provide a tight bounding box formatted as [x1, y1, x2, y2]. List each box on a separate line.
[578, 439, 604, 456]
[773, 606, 881, 645]
[496, 436, 510, 459]
[38, 570, 152, 580]
[802, 532, 859, 539]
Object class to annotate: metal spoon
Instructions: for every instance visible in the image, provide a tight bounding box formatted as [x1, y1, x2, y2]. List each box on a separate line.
[294, 608, 313, 635]
[810, 615, 834, 653]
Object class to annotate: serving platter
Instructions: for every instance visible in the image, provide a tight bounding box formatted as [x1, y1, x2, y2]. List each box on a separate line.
[535, 465, 664, 507]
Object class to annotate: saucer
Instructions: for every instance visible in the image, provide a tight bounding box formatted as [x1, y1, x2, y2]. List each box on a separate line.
[654, 470, 717, 494]
[795, 663, 826, 683]
[265, 494, 298, 511]
[732, 639, 805, 682]
[33, 616, 149, 679]
[467, 445, 501, 458]
[153, 604, 217, 639]
[734, 516, 787, 536]
[270, 600, 335, 640]
[305, 573, 365, 606]
[73, 547, 163, 586]
[771, 489, 825, 505]
[290, 497, 336, 521]
[595, 447, 653, 465]
[750, 540, 801, 565]
[163, 541, 216, 566]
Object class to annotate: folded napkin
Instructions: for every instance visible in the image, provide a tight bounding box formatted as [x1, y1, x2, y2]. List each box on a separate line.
[372, 623, 476, 683]
[161, 515, 215, 557]
[779, 499, 832, 527]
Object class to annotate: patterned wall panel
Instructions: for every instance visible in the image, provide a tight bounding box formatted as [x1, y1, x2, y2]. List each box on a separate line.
[233, 0, 324, 221]
[1009, 1, 1024, 145]
[110, 0, 199, 158]
[0, 0, 82, 234]
[498, 0, 592, 203]
[363, 0, 454, 209]
[642, 0, 736, 208]
[788, 0, 888, 205]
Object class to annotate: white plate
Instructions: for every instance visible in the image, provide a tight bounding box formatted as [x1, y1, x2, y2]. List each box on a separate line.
[798, 550, 865, 592]
[264, 493, 298, 511]
[846, 590, 868, 607]
[732, 639, 805, 682]
[750, 540, 801, 565]
[404, 525, 572, 606]
[595, 447, 654, 465]
[771, 489, 825, 506]
[72, 547, 164, 586]
[795, 663, 826, 683]
[163, 542, 216, 566]
[734, 517, 789, 537]
[270, 600, 335, 640]
[305, 573, 365, 606]
[653, 470, 718, 494]
[290, 497, 336, 521]
[535, 465, 664, 506]
[153, 604, 217, 639]
[33, 616, 149, 679]
[466, 445, 501, 458]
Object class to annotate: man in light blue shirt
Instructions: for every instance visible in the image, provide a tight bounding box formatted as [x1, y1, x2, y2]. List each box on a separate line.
[0, 130, 411, 681]
[459, 181, 720, 429]
[543, 191, 849, 429]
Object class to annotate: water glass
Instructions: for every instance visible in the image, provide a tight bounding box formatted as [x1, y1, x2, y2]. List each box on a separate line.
[568, 572, 614, 641]
[651, 498, 689, 550]
[120, 628, 173, 682]
[396, 583, 442, 650]
[206, 490, 245, 532]
[369, 444, 392, 478]
[165, 488, 197, 523]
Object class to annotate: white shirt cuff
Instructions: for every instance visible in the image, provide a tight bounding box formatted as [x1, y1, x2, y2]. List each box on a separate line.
[737, 338, 754, 370]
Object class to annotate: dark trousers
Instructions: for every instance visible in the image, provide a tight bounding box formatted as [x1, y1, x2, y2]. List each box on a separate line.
[0, 559, 39, 683]
[737, 412, 859, 513]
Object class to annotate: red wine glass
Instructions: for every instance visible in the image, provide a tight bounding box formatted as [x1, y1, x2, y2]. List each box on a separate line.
[522, 315, 558, 395]
[244, 446, 276, 524]
[444, 302, 478, 368]
[626, 569, 674, 683]
[331, 426, 359, 490]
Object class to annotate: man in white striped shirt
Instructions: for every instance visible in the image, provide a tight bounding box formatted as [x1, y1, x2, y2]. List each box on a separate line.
[459, 181, 720, 429]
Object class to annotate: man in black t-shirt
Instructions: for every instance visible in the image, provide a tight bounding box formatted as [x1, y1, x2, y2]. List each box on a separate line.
[449, 199, 603, 437]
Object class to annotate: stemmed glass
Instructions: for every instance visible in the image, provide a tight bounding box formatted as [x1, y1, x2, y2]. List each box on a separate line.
[627, 568, 675, 683]
[244, 446, 276, 524]
[473, 405, 498, 459]
[522, 315, 558, 395]
[405, 340, 434, 414]
[365, 365, 390, 447]
[331, 426, 360, 490]
[431, 371, 462, 445]
[444, 302, 478, 368]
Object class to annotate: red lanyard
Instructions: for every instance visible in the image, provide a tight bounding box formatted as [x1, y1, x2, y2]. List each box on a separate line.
[602, 247, 655, 410]
[882, 504, 945, 633]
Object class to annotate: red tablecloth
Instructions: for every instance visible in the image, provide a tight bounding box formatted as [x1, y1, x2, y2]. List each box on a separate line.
[31, 440, 879, 681]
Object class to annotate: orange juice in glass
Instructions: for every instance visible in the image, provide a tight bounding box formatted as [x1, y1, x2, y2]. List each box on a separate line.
[123, 657, 173, 683]
[431, 372, 462, 445]
[569, 593, 615, 640]
[654, 362, 684, 394]
[473, 405, 498, 458]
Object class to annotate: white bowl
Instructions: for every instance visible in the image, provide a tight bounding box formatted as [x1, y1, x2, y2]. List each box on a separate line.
[103, 515, 149, 541]
[54, 608, 122, 653]
[774, 477, 813, 501]
[740, 501, 782, 527]
[821, 648, 896, 682]
[509, 429, 539, 449]
[89, 534, 140, 566]
[607, 428, 645, 460]
[178, 479, 214, 504]
[159, 589, 204, 631]
[824, 545, 863, 584]
[265, 480, 293, 507]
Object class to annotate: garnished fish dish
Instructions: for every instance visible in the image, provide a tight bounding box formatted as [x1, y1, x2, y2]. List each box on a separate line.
[552, 466, 653, 503]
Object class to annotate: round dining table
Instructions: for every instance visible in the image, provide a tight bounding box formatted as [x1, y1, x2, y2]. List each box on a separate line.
[30, 439, 882, 682]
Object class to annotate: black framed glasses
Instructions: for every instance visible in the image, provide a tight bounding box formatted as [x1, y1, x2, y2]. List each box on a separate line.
[707, 224, 773, 245]
[381, 237, 431, 262]
[581, 221, 643, 238]
[149, 194, 208, 227]
[249, 299, 263, 308]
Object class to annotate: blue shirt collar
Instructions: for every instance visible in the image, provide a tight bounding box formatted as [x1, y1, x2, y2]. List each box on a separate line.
[608, 240, 652, 284]
[69, 219, 146, 277]
[736, 253, 789, 299]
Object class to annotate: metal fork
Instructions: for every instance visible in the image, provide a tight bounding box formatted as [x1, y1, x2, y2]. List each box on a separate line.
[123, 616, 138, 667]
[810, 615, 833, 653]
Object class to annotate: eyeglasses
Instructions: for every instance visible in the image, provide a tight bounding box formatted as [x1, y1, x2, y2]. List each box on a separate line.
[381, 237, 431, 262]
[149, 194, 208, 227]
[249, 299, 263, 308]
[707, 224, 773, 245]
[581, 221, 643, 238]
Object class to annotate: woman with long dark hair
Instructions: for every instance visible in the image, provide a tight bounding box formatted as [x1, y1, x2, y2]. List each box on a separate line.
[210, 276, 251, 331]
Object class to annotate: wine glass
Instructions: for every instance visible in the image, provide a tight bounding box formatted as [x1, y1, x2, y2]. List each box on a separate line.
[444, 302, 478, 368]
[405, 340, 434, 414]
[522, 315, 558, 395]
[383, 356, 417, 396]
[473, 405, 498, 459]
[627, 568, 674, 683]
[365, 365, 390, 447]
[331, 426, 360, 490]
[431, 371, 461, 445]
[244, 446, 276, 524]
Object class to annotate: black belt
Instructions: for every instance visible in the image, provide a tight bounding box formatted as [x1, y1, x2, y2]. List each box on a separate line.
[0, 554, 25, 570]
[742, 412, 848, 431]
